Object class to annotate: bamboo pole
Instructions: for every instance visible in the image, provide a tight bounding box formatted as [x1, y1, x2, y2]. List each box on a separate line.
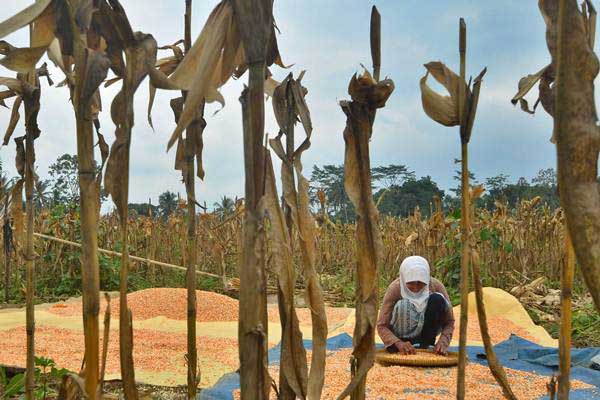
[23, 69, 39, 400]
[32, 232, 221, 278]
[456, 18, 469, 400]
[183, 1, 200, 396]
[558, 229, 575, 399]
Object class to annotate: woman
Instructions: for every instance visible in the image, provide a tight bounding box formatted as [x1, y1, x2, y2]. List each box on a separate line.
[376, 255, 454, 355]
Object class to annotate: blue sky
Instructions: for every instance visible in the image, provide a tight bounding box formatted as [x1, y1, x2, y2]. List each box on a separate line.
[0, 1, 562, 210]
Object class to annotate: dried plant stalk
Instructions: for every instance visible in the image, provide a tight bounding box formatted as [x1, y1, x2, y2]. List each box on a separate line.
[63, 2, 105, 397]
[264, 150, 308, 399]
[471, 246, 518, 400]
[548, 0, 600, 312]
[232, 0, 274, 398]
[558, 228, 575, 399]
[456, 21, 469, 399]
[238, 83, 270, 400]
[22, 70, 40, 400]
[270, 73, 328, 400]
[182, 1, 200, 397]
[336, 72, 394, 400]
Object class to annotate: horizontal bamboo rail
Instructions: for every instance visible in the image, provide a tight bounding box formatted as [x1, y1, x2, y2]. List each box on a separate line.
[33, 232, 222, 279]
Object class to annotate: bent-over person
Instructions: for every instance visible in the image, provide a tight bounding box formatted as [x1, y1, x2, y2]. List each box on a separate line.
[377, 255, 455, 355]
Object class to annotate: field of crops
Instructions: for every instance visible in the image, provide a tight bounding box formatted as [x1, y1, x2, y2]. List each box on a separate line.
[2, 196, 570, 305]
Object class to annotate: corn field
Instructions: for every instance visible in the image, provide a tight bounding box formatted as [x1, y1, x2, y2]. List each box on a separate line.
[1, 196, 570, 303]
[1, 0, 599, 399]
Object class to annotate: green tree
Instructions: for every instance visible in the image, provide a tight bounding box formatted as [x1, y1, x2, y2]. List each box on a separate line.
[213, 196, 235, 220]
[158, 191, 178, 218]
[375, 176, 444, 218]
[310, 164, 354, 222]
[371, 164, 415, 188]
[33, 177, 52, 211]
[49, 154, 80, 205]
[128, 202, 159, 217]
[48, 154, 106, 207]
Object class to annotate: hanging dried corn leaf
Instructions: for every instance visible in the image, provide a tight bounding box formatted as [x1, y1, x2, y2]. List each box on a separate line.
[0, 77, 25, 94]
[166, 1, 232, 150]
[337, 71, 393, 400]
[147, 41, 184, 128]
[511, 1, 595, 125]
[0, 89, 17, 107]
[263, 149, 308, 399]
[420, 61, 485, 143]
[104, 32, 157, 219]
[462, 67, 487, 144]
[0, 0, 53, 40]
[0, 41, 47, 73]
[419, 62, 466, 127]
[510, 65, 549, 114]
[3, 96, 22, 145]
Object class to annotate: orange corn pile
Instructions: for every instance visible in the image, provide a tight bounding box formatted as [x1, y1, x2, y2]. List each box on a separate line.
[48, 288, 239, 322]
[234, 349, 593, 400]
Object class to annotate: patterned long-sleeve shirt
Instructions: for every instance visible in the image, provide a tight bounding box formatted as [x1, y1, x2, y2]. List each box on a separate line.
[376, 277, 455, 349]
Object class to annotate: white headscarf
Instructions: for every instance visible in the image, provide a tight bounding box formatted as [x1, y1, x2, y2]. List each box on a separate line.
[399, 256, 431, 313]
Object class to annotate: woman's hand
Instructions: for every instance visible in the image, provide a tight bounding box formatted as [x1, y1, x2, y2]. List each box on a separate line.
[395, 340, 416, 355]
[434, 341, 448, 356]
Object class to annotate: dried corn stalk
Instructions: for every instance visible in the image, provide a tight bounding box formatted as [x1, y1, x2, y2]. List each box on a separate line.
[50, 1, 112, 398]
[101, 2, 159, 398]
[420, 19, 516, 400]
[269, 73, 327, 400]
[0, 3, 53, 396]
[263, 149, 308, 399]
[537, 0, 600, 315]
[336, 71, 393, 400]
[232, 0, 283, 397]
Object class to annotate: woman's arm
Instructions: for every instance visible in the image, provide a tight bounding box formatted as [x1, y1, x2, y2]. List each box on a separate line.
[376, 280, 403, 349]
[432, 279, 455, 347]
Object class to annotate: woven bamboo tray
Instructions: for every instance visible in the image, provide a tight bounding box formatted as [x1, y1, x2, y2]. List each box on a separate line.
[375, 348, 460, 367]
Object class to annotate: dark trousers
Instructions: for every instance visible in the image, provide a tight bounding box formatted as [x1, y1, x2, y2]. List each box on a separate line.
[388, 292, 447, 352]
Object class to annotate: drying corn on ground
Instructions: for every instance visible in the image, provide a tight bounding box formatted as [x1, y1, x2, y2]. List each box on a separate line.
[233, 349, 592, 400]
[0, 287, 562, 389]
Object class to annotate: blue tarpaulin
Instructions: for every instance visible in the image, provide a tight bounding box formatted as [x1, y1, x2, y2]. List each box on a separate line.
[199, 334, 600, 399]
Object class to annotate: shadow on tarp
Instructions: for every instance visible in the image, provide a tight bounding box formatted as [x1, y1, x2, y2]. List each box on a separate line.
[198, 333, 600, 400]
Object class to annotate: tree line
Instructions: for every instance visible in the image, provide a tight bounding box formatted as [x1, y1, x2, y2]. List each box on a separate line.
[0, 154, 563, 221]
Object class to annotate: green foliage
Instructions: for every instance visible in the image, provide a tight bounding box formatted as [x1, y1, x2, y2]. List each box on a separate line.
[0, 357, 68, 400]
[375, 176, 444, 218]
[213, 196, 236, 220]
[128, 202, 159, 217]
[158, 191, 178, 218]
